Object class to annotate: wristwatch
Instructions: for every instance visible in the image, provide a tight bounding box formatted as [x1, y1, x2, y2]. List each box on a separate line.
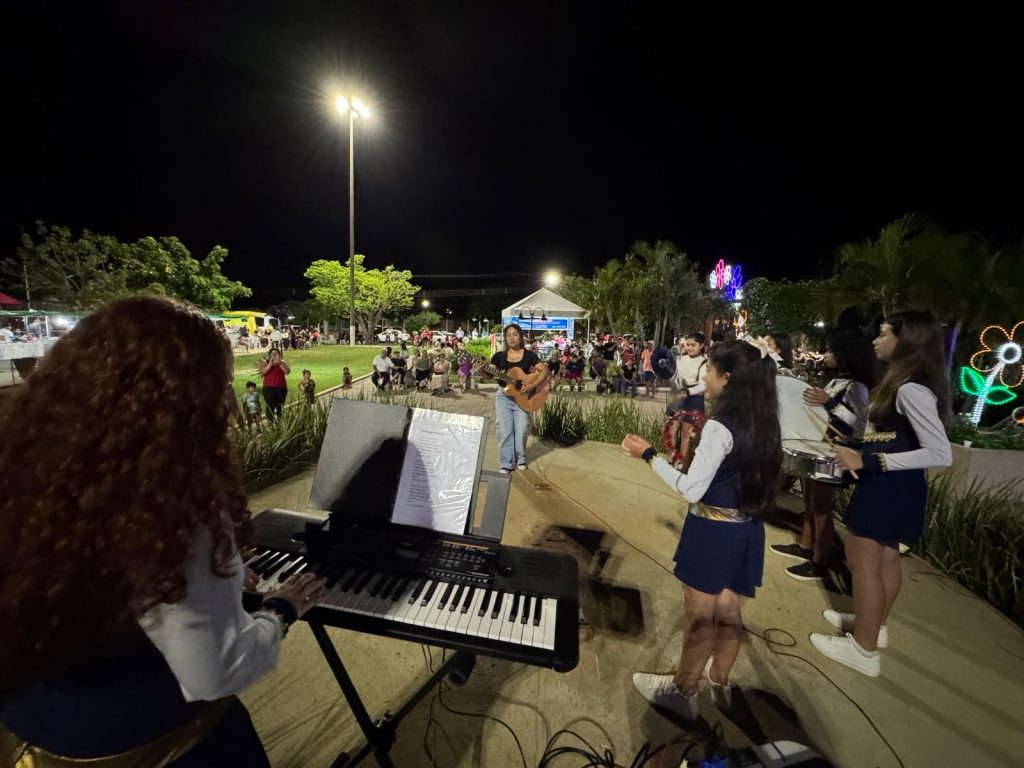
[641, 447, 657, 463]
[257, 596, 298, 637]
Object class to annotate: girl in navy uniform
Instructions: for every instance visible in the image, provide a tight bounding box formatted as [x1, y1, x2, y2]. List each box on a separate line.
[774, 329, 879, 582]
[813, 311, 952, 676]
[624, 341, 781, 718]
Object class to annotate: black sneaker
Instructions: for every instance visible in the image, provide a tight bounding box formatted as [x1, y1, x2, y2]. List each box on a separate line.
[785, 561, 830, 582]
[769, 543, 812, 561]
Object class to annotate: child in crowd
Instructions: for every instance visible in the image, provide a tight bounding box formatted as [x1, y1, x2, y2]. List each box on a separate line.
[669, 333, 709, 415]
[457, 352, 473, 391]
[564, 351, 585, 391]
[243, 381, 262, 429]
[299, 369, 316, 404]
[626, 341, 782, 718]
[342, 367, 353, 389]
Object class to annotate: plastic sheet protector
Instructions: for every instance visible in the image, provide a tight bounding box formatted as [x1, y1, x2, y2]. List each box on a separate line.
[392, 409, 485, 534]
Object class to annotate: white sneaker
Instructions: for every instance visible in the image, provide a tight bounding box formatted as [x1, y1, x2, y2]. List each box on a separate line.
[810, 632, 880, 677]
[822, 610, 889, 649]
[632, 673, 699, 719]
[703, 659, 733, 709]
[517, 463, 528, 471]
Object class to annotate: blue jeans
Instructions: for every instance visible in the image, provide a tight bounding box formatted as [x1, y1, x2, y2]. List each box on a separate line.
[495, 393, 530, 469]
[617, 378, 637, 397]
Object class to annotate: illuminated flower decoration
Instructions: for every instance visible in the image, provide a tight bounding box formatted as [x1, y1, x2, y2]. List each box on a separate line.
[970, 322, 1024, 388]
[711, 259, 726, 289]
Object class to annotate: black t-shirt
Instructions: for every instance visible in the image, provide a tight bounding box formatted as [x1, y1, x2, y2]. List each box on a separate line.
[621, 364, 636, 380]
[490, 349, 541, 374]
[602, 342, 617, 361]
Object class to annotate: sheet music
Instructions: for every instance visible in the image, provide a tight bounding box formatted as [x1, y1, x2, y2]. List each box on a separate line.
[392, 409, 485, 534]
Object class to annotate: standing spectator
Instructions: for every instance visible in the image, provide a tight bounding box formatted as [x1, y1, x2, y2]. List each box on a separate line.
[288, 326, 297, 351]
[298, 369, 316, 404]
[243, 381, 262, 429]
[455, 326, 465, 342]
[258, 348, 290, 422]
[641, 341, 656, 397]
[371, 348, 393, 391]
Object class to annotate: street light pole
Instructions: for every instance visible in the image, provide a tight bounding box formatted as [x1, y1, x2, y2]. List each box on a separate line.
[348, 107, 356, 347]
[337, 96, 370, 346]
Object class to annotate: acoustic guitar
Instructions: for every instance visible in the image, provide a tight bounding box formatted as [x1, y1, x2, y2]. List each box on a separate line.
[476, 363, 551, 413]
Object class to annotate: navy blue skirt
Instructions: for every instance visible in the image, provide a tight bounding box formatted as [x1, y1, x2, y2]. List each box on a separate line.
[673, 514, 765, 597]
[844, 469, 926, 547]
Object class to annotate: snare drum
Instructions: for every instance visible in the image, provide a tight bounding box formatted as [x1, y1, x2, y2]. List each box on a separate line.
[782, 439, 845, 484]
[777, 374, 827, 441]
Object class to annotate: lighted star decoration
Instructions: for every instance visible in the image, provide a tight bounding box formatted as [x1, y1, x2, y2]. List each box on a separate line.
[960, 321, 1023, 425]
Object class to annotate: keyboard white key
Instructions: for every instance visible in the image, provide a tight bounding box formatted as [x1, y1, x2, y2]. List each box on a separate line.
[540, 598, 557, 650]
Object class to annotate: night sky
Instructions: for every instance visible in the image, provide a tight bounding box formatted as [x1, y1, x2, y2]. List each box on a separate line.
[3, 3, 1021, 311]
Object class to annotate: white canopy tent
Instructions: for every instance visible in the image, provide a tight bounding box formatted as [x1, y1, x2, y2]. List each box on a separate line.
[501, 287, 590, 340]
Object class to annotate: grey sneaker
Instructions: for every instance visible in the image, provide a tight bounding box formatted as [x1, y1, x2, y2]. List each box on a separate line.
[810, 632, 880, 677]
[632, 673, 699, 719]
[822, 610, 888, 649]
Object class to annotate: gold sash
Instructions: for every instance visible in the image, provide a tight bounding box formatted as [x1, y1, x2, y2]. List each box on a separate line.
[691, 502, 749, 523]
[1, 697, 231, 768]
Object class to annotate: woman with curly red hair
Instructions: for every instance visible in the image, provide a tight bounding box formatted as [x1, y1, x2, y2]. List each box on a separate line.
[0, 297, 324, 767]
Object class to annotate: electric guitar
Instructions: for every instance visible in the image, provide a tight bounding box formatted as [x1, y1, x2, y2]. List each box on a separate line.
[476, 363, 550, 413]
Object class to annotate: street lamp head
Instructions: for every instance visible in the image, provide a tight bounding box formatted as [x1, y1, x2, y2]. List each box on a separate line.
[336, 96, 349, 114]
[541, 314, 548, 322]
[336, 96, 371, 119]
[421, 299, 430, 308]
[517, 312, 524, 321]
[544, 270, 561, 288]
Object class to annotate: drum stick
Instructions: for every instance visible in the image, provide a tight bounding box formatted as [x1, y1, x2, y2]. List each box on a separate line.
[803, 403, 860, 479]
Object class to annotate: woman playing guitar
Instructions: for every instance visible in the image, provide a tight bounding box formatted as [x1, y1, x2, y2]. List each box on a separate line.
[480, 323, 549, 473]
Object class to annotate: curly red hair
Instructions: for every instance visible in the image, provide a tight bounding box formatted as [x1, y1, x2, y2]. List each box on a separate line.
[0, 297, 250, 695]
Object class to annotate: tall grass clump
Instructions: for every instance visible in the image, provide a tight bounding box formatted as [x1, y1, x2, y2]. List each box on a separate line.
[917, 472, 1024, 627]
[233, 400, 330, 492]
[531, 396, 662, 447]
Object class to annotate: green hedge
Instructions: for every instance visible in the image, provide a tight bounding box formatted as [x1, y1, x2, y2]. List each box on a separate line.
[531, 396, 662, 447]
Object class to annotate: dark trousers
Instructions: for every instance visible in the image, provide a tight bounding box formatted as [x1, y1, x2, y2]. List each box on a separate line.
[262, 386, 287, 421]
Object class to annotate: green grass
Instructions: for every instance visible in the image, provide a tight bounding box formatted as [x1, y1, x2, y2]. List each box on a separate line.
[230, 345, 377, 403]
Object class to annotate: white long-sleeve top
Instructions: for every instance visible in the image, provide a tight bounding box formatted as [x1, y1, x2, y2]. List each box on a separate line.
[649, 419, 733, 503]
[139, 526, 282, 702]
[877, 383, 953, 472]
[674, 354, 708, 396]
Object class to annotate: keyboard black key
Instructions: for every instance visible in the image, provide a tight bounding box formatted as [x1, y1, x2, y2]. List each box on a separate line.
[449, 585, 464, 611]
[279, 558, 306, 581]
[491, 591, 504, 619]
[533, 594, 543, 626]
[509, 592, 520, 622]
[324, 565, 346, 588]
[341, 569, 363, 592]
[259, 552, 292, 576]
[409, 577, 427, 603]
[369, 574, 389, 598]
[478, 588, 492, 617]
[460, 586, 475, 613]
[248, 551, 276, 572]
[391, 577, 411, 602]
[438, 582, 455, 609]
[422, 580, 440, 606]
[520, 595, 532, 625]
[353, 571, 374, 594]
[379, 574, 399, 600]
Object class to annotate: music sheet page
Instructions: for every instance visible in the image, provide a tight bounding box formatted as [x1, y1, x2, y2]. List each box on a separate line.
[392, 409, 485, 533]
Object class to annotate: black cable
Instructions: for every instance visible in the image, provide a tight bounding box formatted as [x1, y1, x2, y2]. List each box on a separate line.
[744, 625, 905, 768]
[435, 680, 529, 768]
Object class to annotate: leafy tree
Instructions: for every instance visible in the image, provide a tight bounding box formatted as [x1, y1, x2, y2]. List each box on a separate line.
[5, 222, 250, 311]
[625, 240, 702, 344]
[304, 255, 420, 340]
[404, 310, 441, 332]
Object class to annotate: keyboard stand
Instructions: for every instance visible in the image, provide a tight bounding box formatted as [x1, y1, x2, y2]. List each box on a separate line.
[309, 621, 473, 768]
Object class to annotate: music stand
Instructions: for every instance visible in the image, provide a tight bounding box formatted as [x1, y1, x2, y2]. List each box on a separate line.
[283, 398, 510, 767]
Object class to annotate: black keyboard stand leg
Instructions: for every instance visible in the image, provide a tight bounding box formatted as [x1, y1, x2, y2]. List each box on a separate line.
[308, 621, 472, 768]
